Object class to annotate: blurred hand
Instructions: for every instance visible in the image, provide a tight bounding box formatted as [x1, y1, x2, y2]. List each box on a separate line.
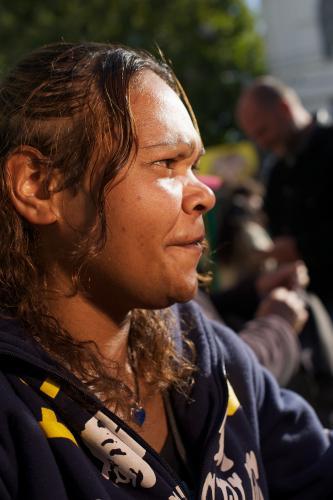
[255, 287, 308, 334]
[256, 260, 309, 297]
[269, 236, 300, 263]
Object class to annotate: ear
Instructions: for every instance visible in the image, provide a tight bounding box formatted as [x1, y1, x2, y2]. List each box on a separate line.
[5, 146, 59, 225]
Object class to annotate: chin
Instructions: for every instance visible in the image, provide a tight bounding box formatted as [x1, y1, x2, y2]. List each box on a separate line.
[166, 278, 198, 305]
[137, 273, 199, 309]
[144, 289, 197, 310]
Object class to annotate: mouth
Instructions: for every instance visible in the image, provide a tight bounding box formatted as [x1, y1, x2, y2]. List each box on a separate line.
[167, 235, 206, 253]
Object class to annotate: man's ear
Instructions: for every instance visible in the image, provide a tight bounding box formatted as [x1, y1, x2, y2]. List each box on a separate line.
[5, 146, 59, 225]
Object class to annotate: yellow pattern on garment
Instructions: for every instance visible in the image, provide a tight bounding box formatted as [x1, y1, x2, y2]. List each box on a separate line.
[227, 381, 240, 416]
[40, 378, 60, 399]
[39, 408, 78, 446]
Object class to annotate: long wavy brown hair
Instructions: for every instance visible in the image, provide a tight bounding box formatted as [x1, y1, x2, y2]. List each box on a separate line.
[0, 42, 196, 419]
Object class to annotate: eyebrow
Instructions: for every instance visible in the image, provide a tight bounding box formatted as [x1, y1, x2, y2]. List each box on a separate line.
[141, 141, 205, 159]
[141, 138, 202, 150]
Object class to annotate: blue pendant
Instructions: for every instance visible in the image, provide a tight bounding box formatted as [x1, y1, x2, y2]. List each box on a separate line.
[131, 406, 146, 426]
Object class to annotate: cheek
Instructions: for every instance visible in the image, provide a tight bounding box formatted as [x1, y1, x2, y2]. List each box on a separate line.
[58, 191, 97, 242]
[103, 177, 184, 259]
[121, 178, 183, 230]
[155, 177, 182, 200]
[145, 178, 183, 234]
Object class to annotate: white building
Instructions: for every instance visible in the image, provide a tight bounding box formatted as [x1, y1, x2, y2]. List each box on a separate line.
[261, 0, 333, 112]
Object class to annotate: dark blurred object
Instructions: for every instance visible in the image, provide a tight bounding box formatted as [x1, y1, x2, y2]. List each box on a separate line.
[212, 178, 273, 289]
[210, 274, 333, 427]
[200, 169, 333, 425]
[287, 292, 333, 427]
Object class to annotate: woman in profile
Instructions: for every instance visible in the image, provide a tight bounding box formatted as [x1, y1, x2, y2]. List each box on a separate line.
[0, 42, 332, 499]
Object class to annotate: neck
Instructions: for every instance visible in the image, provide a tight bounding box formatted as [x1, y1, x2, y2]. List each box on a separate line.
[45, 269, 132, 365]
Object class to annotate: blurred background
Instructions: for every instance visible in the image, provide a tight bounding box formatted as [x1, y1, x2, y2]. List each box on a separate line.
[0, 0, 264, 148]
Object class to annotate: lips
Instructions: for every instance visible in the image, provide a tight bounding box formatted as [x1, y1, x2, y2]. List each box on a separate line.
[166, 234, 207, 258]
[168, 234, 205, 247]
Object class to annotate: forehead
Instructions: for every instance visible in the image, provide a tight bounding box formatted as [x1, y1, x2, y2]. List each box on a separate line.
[129, 71, 201, 148]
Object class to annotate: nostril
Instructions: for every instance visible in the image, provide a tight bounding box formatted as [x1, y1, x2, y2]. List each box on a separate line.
[195, 203, 206, 212]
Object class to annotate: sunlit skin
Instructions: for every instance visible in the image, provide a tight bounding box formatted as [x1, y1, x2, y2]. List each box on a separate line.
[9, 70, 215, 450]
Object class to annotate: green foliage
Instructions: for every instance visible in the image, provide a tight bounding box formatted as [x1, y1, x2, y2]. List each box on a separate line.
[0, 0, 265, 145]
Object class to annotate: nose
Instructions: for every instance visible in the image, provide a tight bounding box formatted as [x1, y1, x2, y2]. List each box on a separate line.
[182, 174, 216, 215]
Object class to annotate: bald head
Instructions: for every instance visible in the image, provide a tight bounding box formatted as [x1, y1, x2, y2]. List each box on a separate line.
[237, 76, 311, 156]
[239, 76, 299, 109]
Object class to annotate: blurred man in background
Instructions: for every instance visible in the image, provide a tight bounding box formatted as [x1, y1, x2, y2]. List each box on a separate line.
[237, 76, 333, 315]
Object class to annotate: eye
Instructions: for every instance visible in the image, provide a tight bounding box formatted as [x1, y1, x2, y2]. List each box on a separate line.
[152, 159, 175, 169]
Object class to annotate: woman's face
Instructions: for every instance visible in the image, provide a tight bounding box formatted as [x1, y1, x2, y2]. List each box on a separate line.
[58, 70, 215, 314]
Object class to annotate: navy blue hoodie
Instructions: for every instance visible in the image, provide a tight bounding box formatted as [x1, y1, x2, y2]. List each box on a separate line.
[0, 301, 332, 499]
